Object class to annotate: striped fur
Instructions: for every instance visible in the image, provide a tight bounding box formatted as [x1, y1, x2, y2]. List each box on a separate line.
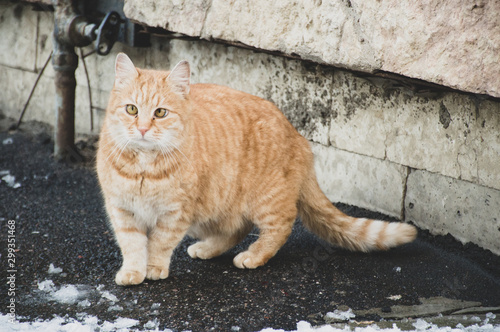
[96, 53, 417, 286]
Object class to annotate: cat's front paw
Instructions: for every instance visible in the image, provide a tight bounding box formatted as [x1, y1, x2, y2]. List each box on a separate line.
[146, 265, 169, 280]
[233, 251, 266, 269]
[115, 269, 146, 286]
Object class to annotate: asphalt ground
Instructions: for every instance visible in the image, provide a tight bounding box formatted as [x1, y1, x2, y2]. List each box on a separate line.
[1, 118, 500, 331]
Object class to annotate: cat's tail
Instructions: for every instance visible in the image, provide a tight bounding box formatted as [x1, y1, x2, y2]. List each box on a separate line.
[297, 168, 417, 252]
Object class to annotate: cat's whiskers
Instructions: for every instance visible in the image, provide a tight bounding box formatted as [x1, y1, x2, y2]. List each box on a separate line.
[103, 132, 131, 165]
[103, 137, 126, 164]
[113, 138, 132, 166]
[167, 140, 194, 172]
[158, 143, 180, 179]
[148, 132, 182, 177]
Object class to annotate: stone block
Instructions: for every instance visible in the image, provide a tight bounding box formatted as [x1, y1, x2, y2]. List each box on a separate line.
[124, 0, 500, 97]
[311, 142, 407, 219]
[0, 3, 38, 71]
[328, 71, 388, 160]
[476, 99, 500, 190]
[0, 66, 47, 120]
[123, 0, 210, 37]
[355, 0, 500, 97]
[328, 72, 500, 192]
[384, 94, 471, 182]
[405, 169, 500, 255]
[35, 7, 54, 74]
[202, 0, 378, 72]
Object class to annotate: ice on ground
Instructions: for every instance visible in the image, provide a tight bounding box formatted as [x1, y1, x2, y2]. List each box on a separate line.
[143, 319, 173, 331]
[37, 280, 87, 305]
[1, 171, 21, 189]
[48, 263, 63, 274]
[53, 285, 83, 304]
[413, 318, 433, 330]
[3, 137, 13, 144]
[0, 314, 155, 332]
[101, 290, 119, 303]
[77, 299, 91, 308]
[108, 305, 124, 312]
[387, 294, 402, 301]
[101, 317, 139, 331]
[37, 279, 56, 292]
[484, 313, 498, 325]
[325, 308, 356, 321]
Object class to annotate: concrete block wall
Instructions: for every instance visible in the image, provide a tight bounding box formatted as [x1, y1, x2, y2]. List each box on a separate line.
[1, 3, 499, 254]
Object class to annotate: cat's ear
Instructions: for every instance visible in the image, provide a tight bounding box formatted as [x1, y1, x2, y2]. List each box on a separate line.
[114, 53, 138, 89]
[167, 60, 190, 97]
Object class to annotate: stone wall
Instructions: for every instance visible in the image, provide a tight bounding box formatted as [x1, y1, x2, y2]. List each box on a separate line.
[1, 3, 499, 254]
[124, 0, 500, 98]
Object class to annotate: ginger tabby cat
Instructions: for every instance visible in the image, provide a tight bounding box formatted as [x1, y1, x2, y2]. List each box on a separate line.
[96, 53, 417, 286]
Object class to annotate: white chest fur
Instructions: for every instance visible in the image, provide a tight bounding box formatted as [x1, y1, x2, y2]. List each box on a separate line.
[104, 150, 183, 230]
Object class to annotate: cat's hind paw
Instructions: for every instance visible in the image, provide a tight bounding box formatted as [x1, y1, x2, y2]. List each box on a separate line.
[115, 269, 146, 286]
[187, 241, 219, 260]
[233, 251, 266, 269]
[146, 265, 169, 280]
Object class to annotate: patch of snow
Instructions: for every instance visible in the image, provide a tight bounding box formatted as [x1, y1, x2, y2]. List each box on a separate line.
[101, 290, 119, 303]
[486, 313, 497, 320]
[101, 317, 139, 331]
[52, 285, 82, 304]
[1, 171, 21, 189]
[83, 315, 99, 326]
[0, 314, 156, 332]
[108, 305, 124, 312]
[413, 318, 433, 330]
[77, 299, 91, 308]
[483, 312, 497, 325]
[2, 137, 13, 145]
[386, 295, 402, 301]
[394, 266, 402, 273]
[325, 308, 356, 321]
[37, 279, 56, 292]
[37, 280, 87, 305]
[143, 319, 160, 330]
[48, 263, 63, 274]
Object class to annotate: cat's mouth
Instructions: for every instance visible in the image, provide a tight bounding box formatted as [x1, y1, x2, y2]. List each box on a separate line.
[130, 136, 157, 149]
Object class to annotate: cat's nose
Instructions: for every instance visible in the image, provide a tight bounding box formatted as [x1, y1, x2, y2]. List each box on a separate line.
[138, 127, 149, 137]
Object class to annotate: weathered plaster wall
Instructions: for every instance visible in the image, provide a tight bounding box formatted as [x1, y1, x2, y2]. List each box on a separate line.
[1, 3, 499, 254]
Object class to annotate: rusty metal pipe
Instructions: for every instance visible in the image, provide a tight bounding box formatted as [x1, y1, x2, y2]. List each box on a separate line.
[53, 48, 77, 160]
[52, 0, 77, 160]
[52, 0, 95, 160]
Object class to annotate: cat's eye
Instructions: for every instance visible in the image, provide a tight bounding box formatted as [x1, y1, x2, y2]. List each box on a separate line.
[154, 108, 169, 118]
[125, 104, 138, 116]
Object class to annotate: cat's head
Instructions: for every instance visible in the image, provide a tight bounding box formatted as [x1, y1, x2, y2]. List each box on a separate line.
[105, 53, 191, 151]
